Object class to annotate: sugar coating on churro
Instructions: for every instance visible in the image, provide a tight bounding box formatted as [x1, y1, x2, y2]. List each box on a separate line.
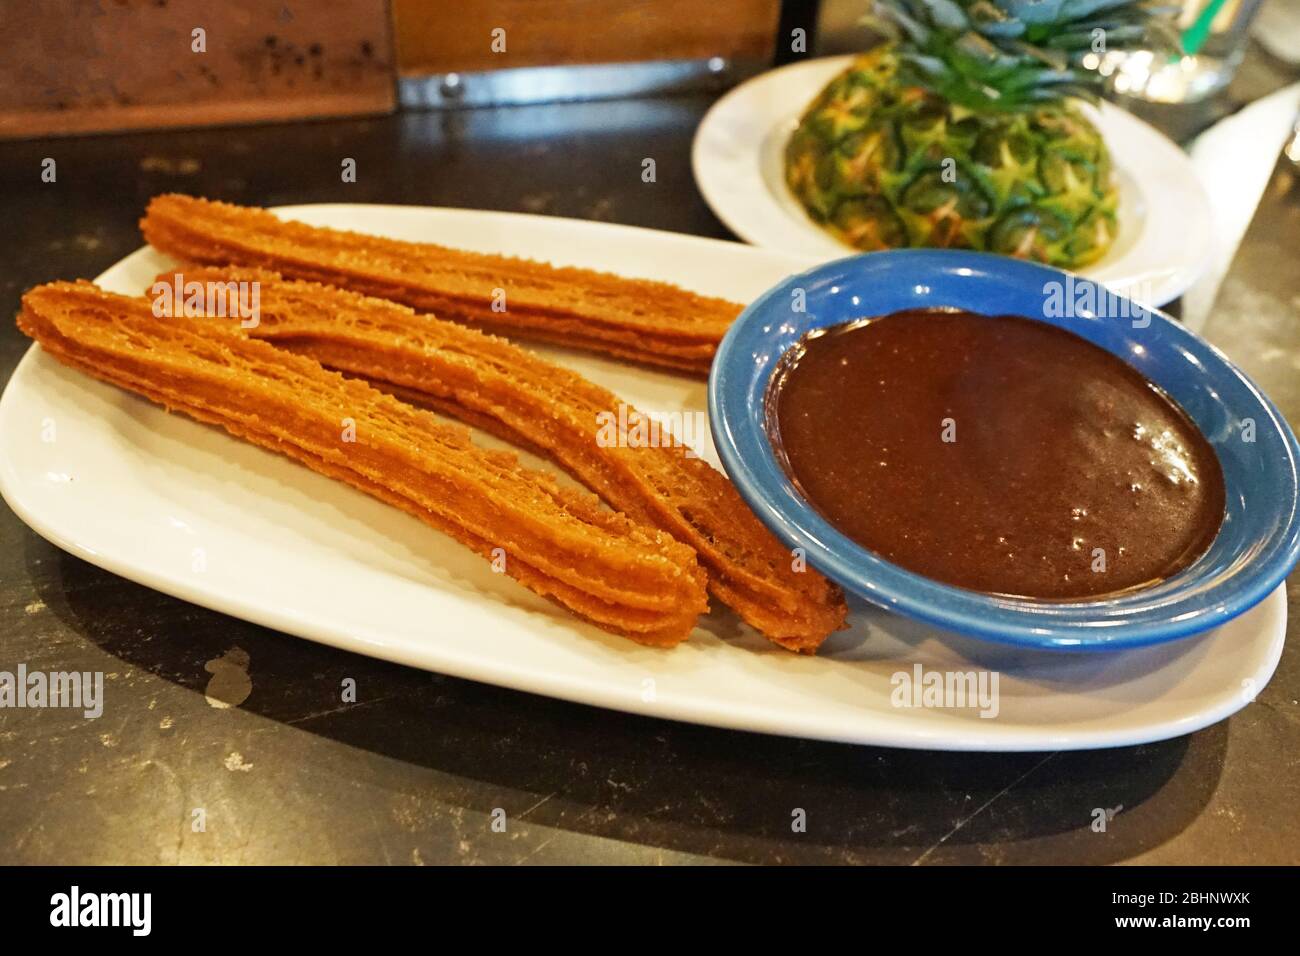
[18, 281, 709, 645]
[140, 194, 741, 374]
[164, 266, 847, 651]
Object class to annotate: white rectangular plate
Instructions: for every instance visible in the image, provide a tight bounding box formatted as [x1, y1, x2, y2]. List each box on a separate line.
[0, 204, 1284, 751]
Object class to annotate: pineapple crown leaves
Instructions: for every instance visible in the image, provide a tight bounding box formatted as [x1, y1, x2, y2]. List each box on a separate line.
[865, 0, 1180, 112]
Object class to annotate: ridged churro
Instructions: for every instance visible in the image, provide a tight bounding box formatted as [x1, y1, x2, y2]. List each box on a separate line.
[18, 281, 709, 645]
[140, 195, 741, 374]
[163, 267, 847, 651]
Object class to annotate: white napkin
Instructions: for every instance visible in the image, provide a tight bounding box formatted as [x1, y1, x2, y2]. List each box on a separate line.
[1181, 80, 1300, 332]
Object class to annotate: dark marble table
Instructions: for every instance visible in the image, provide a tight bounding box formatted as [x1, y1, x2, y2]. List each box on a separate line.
[1, 55, 1297, 865]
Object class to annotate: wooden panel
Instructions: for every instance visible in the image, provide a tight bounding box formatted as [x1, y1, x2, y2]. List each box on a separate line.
[392, 0, 781, 74]
[0, 0, 396, 141]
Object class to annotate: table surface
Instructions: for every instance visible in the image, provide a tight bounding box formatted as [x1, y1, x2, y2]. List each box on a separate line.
[1, 54, 1298, 866]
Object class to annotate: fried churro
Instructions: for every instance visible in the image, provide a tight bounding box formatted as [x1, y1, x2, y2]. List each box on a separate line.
[18, 281, 709, 645]
[164, 267, 847, 651]
[140, 195, 741, 374]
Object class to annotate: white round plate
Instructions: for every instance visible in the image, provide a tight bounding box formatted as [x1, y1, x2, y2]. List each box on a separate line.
[1, 205, 1281, 751]
[693, 56, 1214, 307]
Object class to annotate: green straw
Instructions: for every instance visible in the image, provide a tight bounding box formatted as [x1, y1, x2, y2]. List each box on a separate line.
[1182, 0, 1231, 56]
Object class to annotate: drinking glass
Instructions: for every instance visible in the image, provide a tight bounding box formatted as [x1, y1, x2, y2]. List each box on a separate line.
[1089, 0, 1267, 103]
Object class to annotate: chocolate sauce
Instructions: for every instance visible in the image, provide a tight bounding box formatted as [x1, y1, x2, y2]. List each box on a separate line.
[770, 309, 1225, 599]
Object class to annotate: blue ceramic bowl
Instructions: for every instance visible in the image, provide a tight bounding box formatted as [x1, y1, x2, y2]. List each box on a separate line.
[710, 250, 1300, 650]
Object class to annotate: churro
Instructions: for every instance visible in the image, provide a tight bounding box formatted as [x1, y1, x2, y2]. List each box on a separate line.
[163, 267, 847, 651]
[140, 195, 741, 373]
[18, 281, 709, 645]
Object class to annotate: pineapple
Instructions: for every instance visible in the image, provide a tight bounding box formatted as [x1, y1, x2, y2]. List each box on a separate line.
[784, 0, 1173, 267]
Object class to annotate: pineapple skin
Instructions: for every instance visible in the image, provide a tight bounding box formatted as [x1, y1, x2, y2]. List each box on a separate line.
[784, 48, 1119, 268]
